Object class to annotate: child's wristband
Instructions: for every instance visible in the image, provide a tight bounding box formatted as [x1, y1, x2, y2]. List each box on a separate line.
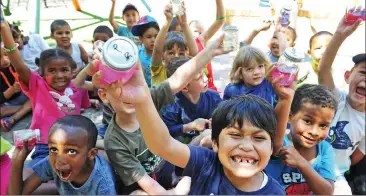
[216, 16, 226, 20]
[2, 43, 19, 53]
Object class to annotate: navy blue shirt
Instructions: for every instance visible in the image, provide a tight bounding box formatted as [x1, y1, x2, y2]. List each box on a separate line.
[162, 90, 222, 138]
[183, 145, 285, 195]
[223, 79, 277, 107]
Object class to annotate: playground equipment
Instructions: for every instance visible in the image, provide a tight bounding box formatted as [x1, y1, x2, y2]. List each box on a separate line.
[2, 0, 152, 34]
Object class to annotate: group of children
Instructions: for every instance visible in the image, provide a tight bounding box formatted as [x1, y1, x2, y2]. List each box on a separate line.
[0, 1, 365, 195]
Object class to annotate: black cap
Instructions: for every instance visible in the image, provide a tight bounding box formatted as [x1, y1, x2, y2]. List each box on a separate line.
[352, 53, 366, 65]
[123, 3, 139, 15]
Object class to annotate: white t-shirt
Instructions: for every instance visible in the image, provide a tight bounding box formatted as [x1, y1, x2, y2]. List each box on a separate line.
[327, 88, 365, 179]
[20, 34, 49, 72]
[70, 42, 83, 69]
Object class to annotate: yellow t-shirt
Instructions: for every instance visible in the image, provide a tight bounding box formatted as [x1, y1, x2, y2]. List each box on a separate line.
[1, 137, 12, 155]
[151, 63, 167, 87]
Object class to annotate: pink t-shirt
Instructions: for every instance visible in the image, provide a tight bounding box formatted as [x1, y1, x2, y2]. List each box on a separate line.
[20, 72, 90, 144]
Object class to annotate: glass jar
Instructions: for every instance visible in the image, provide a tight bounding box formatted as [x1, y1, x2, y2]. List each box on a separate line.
[98, 36, 139, 85]
[272, 47, 304, 86]
[280, 5, 292, 26]
[172, 0, 184, 17]
[14, 129, 40, 148]
[223, 25, 239, 51]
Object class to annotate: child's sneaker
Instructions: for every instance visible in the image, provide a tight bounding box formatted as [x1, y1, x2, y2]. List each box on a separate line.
[0, 117, 15, 132]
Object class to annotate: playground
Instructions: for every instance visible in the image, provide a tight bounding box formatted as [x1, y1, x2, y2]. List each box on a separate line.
[1, 0, 365, 141]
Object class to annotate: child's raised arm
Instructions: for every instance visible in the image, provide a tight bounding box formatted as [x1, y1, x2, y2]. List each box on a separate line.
[73, 60, 98, 91]
[318, 15, 362, 89]
[151, 4, 173, 66]
[167, 34, 229, 94]
[134, 83, 191, 168]
[176, 4, 198, 56]
[108, 0, 119, 31]
[0, 20, 31, 86]
[267, 67, 295, 155]
[198, 0, 225, 45]
[8, 141, 42, 195]
[241, 21, 272, 46]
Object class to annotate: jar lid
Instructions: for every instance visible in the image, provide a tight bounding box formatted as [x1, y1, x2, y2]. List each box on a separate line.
[283, 47, 304, 63]
[223, 25, 238, 31]
[102, 36, 138, 71]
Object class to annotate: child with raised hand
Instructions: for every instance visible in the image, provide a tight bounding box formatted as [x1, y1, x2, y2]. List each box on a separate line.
[296, 31, 334, 86]
[266, 84, 338, 195]
[223, 46, 277, 106]
[150, 3, 198, 86]
[109, 0, 140, 47]
[131, 15, 160, 87]
[50, 20, 89, 76]
[0, 43, 32, 131]
[241, 18, 296, 63]
[188, 0, 225, 91]
[162, 57, 222, 145]
[88, 34, 230, 194]
[318, 14, 365, 195]
[102, 34, 297, 194]
[8, 23, 49, 72]
[0, 20, 91, 167]
[8, 115, 116, 195]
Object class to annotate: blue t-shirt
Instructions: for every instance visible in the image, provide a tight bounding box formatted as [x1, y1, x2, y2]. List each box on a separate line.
[223, 79, 277, 106]
[265, 134, 336, 195]
[115, 25, 142, 48]
[183, 145, 285, 195]
[139, 47, 152, 87]
[32, 155, 116, 195]
[267, 51, 280, 64]
[162, 90, 222, 140]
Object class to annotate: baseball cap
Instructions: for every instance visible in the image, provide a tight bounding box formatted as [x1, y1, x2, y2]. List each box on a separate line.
[352, 53, 366, 65]
[131, 15, 158, 36]
[123, 3, 139, 15]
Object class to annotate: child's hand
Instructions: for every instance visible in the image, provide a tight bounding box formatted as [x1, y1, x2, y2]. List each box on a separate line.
[176, 2, 187, 26]
[189, 118, 210, 131]
[168, 176, 191, 195]
[206, 33, 232, 58]
[164, 4, 174, 22]
[200, 135, 213, 148]
[335, 9, 363, 40]
[255, 21, 272, 32]
[11, 82, 21, 93]
[275, 16, 288, 33]
[279, 146, 307, 169]
[12, 140, 33, 162]
[90, 99, 101, 110]
[267, 65, 296, 101]
[129, 176, 191, 195]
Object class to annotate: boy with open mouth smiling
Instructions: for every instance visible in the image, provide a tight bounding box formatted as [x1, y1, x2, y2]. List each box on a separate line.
[104, 41, 295, 194]
[8, 115, 116, 195]
[318, 14, 365, 195]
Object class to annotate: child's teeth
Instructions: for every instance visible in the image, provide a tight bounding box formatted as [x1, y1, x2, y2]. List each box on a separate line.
[235, 157, 242, 163]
